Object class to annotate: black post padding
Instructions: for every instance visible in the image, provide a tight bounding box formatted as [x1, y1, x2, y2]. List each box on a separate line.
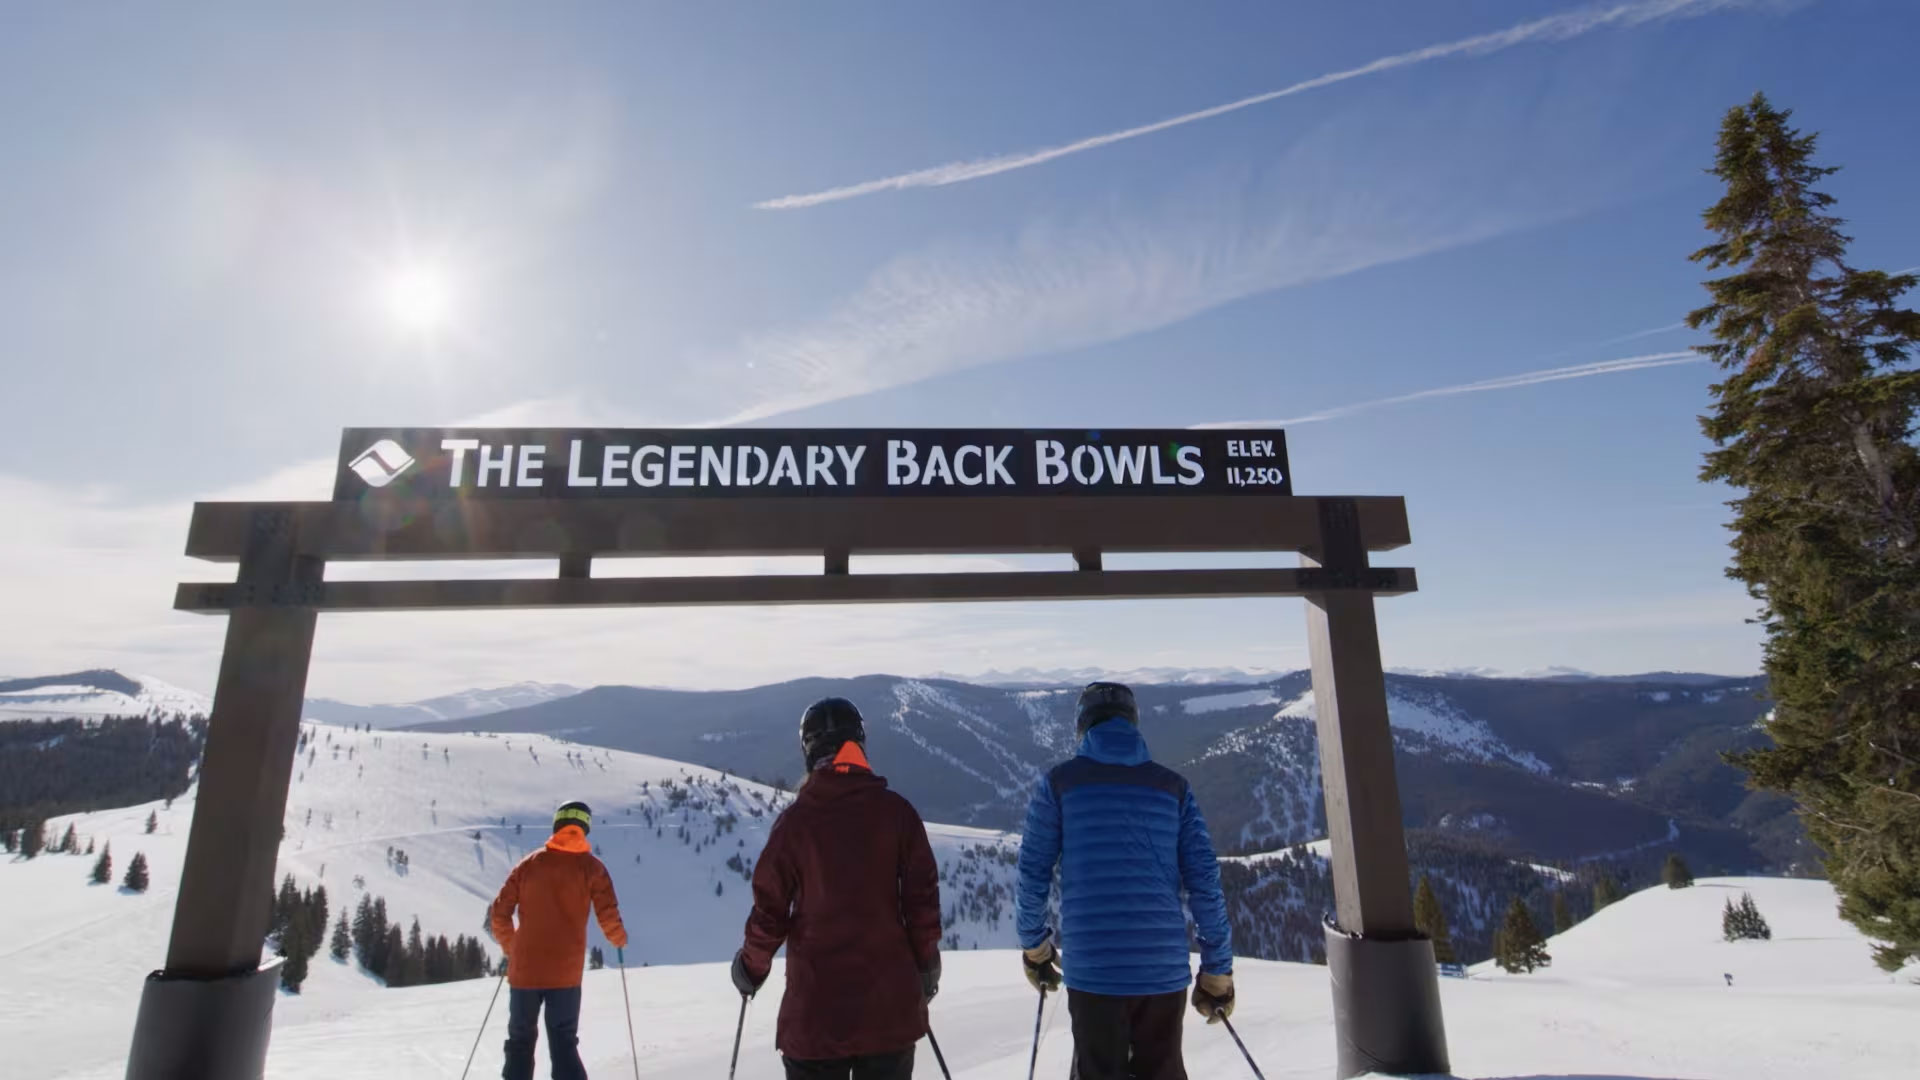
[1323, 920, 1450, 1079]
[126, 960, 282, 1080]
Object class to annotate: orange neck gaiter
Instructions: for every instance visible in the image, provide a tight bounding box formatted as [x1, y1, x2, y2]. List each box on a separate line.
[545, 824, 590, 853]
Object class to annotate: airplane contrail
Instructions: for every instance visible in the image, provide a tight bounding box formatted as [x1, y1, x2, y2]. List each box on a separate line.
[1193, 350, 1703, 428]
[756, 0, 1763, 210]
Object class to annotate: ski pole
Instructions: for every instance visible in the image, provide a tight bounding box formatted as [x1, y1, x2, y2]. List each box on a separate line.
[1027, 988, 1046, 1080]
[458, 969, 506, 1080]
[925, 1025, 953, 1080]
[1217, 1011, 1267, 1080]
[727, 994, 749, 1080]
[616, 947, 640, 1080]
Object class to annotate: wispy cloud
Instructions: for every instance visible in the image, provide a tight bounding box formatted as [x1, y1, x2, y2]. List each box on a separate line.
[708, 76, 1681, 424]
[1592, 321, 1688, 346]
[1195, 350, 1703, 428]
[755, 0, 1768, 210]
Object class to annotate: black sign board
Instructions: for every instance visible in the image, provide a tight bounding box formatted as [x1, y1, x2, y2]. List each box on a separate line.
[333, 428, 1290, 500]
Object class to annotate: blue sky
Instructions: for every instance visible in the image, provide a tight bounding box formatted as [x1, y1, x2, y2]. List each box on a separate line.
[3, 0, 1916, 700]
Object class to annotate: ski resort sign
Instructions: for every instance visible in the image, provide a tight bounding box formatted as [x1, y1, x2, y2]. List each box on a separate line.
[334, 428, 1291, 500]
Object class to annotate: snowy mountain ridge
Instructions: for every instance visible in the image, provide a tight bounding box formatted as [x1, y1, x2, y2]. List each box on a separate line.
[0, 671, 209, 721]
[303, 682, 583, 730]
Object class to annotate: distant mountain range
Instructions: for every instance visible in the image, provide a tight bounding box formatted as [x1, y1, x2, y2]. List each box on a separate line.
[303, 682, 582, 729]
[5, 666, 1799, 879]
[403, 669, 1798, 877]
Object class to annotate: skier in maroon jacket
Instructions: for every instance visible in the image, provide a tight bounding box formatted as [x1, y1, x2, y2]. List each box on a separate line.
[731, 697, 943, 1080]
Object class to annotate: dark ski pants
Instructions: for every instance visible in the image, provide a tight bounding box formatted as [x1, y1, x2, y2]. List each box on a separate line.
[1067, 988, 1187, 1080]
[780, 1047, 915, 1080]
[503, 986, 586, 1080]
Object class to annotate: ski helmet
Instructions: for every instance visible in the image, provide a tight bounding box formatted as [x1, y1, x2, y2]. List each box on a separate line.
[1075, 682, 1138, 735]
[799, 697, 866, 770]
[553, 800, 592, 835]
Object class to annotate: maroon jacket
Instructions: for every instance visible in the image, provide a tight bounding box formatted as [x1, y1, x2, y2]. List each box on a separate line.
[739, 763, 942, 1060]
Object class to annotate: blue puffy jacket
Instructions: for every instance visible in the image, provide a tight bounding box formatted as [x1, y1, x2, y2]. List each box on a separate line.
[1015, 721, 1233, 996]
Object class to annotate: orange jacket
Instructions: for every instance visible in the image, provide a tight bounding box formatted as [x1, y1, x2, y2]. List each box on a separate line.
[489, 826, 628, 989]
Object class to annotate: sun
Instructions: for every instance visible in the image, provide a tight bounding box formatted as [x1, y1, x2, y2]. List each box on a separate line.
[381, 262, 455, 334]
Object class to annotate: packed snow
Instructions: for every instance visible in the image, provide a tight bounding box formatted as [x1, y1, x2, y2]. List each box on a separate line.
[5, 724, 1916, 1078]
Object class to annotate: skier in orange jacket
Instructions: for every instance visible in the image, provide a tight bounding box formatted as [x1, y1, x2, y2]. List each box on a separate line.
[489, 801, 629, 1080]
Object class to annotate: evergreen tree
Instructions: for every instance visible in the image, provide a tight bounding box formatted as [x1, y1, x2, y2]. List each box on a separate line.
[270, 874, 300, 949]
[1412, 875, 1456, 964]
[307, 884, 329, 945]
[85, 837, 94, 855]
[20, 819, 44, 859]
[330, 906, 351, 962]
[1592, 874, 1623, 912]
[279, 904, 312, 993]
[1495, 897, 1551, 974]
[352, 894, 376, 969]
[1723, 892, 1774, 942]
[59, 823, 78, 855]
[589, 946, 604, 971]
[145, 810, 158, 835]
[1662, 853, 1695, 890]
[123, 851, 150, 892]
[382, 925, 405, 986]
[1552, 890, 1574, 934]
[2, 826, 14, 854]
[1688, 93, 1920, 972]
[90, 842, 112, 885]
[399, 918, 427, 987]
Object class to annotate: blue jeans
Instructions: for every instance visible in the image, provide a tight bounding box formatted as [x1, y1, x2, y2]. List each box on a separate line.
[503, 986, 586, 1080]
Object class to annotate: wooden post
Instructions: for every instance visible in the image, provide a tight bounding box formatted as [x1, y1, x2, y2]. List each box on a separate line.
[128, 510, 320, 1080]
[1303, 498, 1448, 1077]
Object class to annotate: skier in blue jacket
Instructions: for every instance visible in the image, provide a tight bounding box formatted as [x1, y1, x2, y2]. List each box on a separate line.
[1015, 682, 1234, 1080]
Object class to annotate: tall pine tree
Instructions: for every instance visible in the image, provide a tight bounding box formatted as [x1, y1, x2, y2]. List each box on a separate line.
[1412, 875, 1456, 964]
[1552, 890, 1575, 934]
[1723, 891, 1774, 942]
[123, 852, 150, 892]
[1689, 93, 1920, 972]
[1495, 897, 1551, 974]
[90, 842, 112, 885]
[331, 906, 352, 962]
[1662, 852, 1694, 889]
[1592, 874, 1623, 912]
[279, 904, 312, 993]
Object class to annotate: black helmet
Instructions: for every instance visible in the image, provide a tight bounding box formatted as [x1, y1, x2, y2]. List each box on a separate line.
[800, 697, 866, 770]
[553, 800, 592, 835]
[1075, 682, 1138, 735]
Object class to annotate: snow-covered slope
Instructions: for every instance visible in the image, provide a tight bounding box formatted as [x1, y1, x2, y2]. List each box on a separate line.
[0, 670, 209, 721]
[10, 865, 1914, 1079]
[0, 723, 1025, 1079]
[1478, 875, 1888, 989]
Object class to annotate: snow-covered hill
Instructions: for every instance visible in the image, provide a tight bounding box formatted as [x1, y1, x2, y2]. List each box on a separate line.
[0, 722, 1027, 1079]
[0, 670, 208, 721]
[7, 834, 1912, 1080]
[0, 717, 1910, 1078]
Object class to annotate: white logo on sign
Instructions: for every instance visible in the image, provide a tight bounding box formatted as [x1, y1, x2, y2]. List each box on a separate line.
[348, 440, 416, 488]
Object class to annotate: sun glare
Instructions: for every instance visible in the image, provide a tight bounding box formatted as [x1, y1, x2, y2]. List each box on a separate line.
[381, 262, 455, 333]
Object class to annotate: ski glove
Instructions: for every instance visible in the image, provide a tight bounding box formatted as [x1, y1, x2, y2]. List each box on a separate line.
[921, 952, 942, 1001]
[1192, 972, 1234, 1023]
[730, 949, 766, 998]
[1022, 941, 1062, 993]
